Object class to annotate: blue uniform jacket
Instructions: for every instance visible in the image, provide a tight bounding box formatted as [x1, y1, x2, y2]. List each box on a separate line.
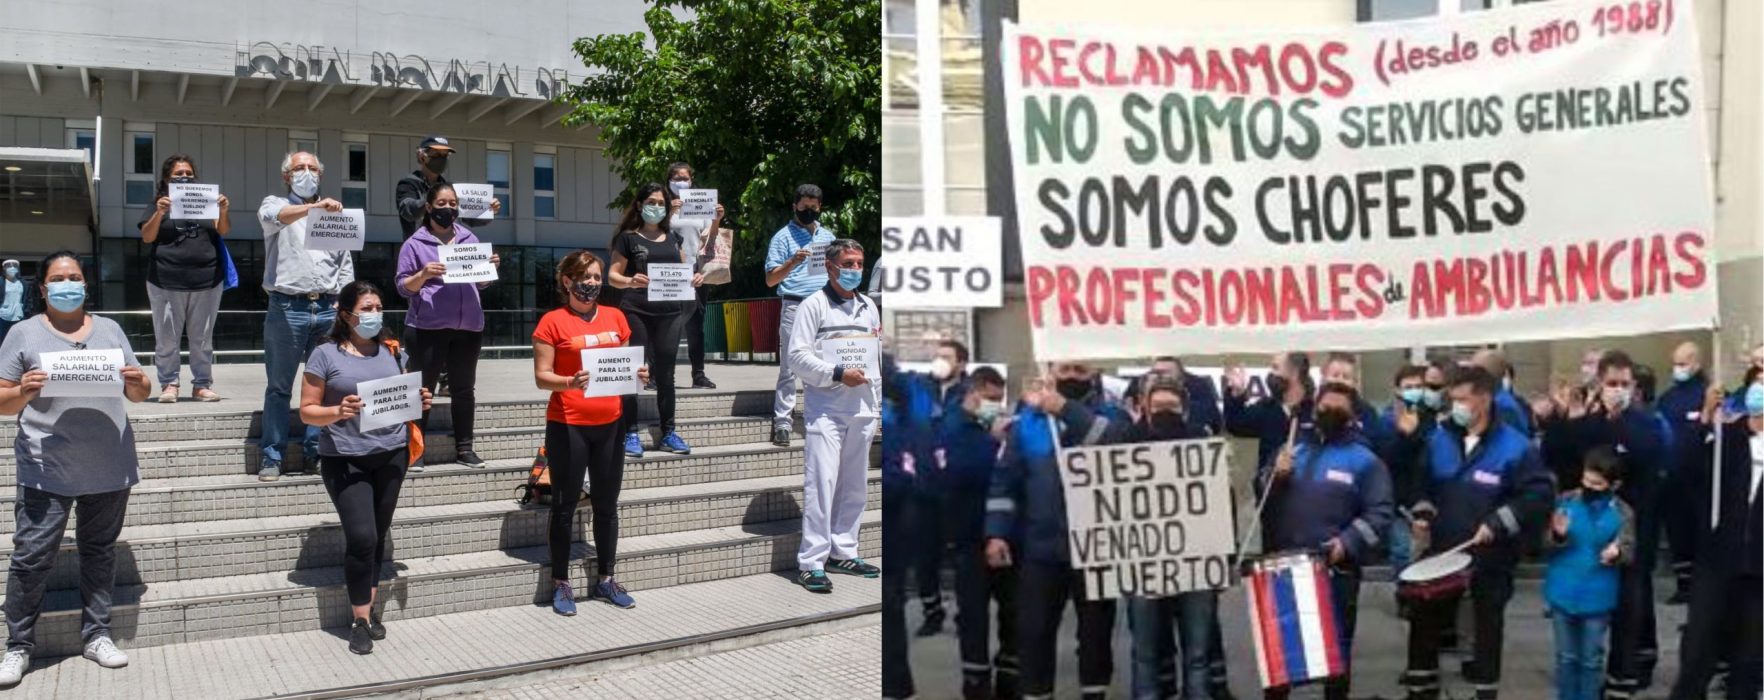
[1658, 375, 1710, 478]
[938, 401, 1002, 492]
[1411, 420, 1554, 570]
[986, 396, 1131, 564]
[1183, 373, 1224, 436]
[1267, 435, 1395, 565]
[1543, 490, 1634, 617]
[1380, 403, 1439, 516]
[1494, 388, 1533, 437]
[1540, 407, 1670, 519]
[882, 369, 938, 493]
[1225, 393, 1317, 487]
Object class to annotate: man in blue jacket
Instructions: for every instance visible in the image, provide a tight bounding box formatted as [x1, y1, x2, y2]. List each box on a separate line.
[939, 366, 1018, 699]
[1265, 381, 1395, 700]
[882, 353, 931, 700]
[1322, 352, 1397, 456]
[985, 363, 1130, 700]
[1383, 364, 1442, 574]
[1656, 342, 1710, 603]
[1401, 366, 1554, 700]
[915, 339, 973, 637]
[1225, 352, 1317, 490]
[1470, 349, 1534, 437]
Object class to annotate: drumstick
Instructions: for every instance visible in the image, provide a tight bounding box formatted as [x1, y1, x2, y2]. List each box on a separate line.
[1233, 415, 1302, 562]
[1441, 538, 1478, 557]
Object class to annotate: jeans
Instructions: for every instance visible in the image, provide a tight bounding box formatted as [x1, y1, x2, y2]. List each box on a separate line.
[1128, 591, 1219, 700]
[883, 482, 916, 699]
[1550, 609, 1609, 700]
[319, 449, 406, 606]
[772, 298, 802, 431]
[260, 292, 332, 465]
[544, 421, 624, 579]
[5, 486, 131, 649]
[145, 281, 223, 390]
[404, 327, 483, 453]
[1019, 560, 1116, 699]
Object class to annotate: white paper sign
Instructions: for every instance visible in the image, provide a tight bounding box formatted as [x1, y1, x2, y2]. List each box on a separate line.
[39, 348, 126, 398]
[679, 189, 717, 219]
[804, 242, 828, 273]
[1060, 437, 1236, 599]
[357, 371, 423, 433]
[440, 243, 497, 284]
[580, 346, 645, 398]
[818, 336, 882, 383]
[647, 263, 694, 302]
[169, 183, 220, 220]
[879, 216, 1004, 309]
[304, 208, 366, 251]
[453, 184, 496, 219]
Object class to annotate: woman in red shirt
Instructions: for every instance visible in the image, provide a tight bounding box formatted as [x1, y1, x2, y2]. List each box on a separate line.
[531, 250, 648, 615]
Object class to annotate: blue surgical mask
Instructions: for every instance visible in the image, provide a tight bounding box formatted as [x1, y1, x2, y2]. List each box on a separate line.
[1672, 367, 1694, 383]
[837, 268, 863, 291]
[352, 311, 383, 339]
[1450, 401, 1475, 427]
[291, 170, 319, 199]
[46, 281, 85, 312]
[641, 204, 666, 224]
[1399, 387, 1425, 406]
[669, 180, 691, 194]
[1422, 388, 1444, 410]
[976, 400, 1004, 426]
[1746, 383, 1764, 417]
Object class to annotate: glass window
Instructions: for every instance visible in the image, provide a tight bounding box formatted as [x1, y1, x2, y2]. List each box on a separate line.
[67, 130, 96, 167]
[533, 155, 555, 191]
[347, 145, 367, 182]
[534, 196, 555, 219]
[487, 151, 511, 189]
[130, 133, 154, 175]
[343, 143, 368, 212]
[125, 132, 155, 205]
[533, 154, 556, 220]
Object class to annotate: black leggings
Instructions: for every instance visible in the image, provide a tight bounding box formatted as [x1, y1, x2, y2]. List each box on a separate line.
[320, 448, 407, 607]
[545, 421, 624, 579]
[404, 327, 481, 451]
[685, 300, 706, 374]
[619, 309, 687, 434]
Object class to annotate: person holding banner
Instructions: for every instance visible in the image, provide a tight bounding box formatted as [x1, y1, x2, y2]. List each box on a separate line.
[297, 280, 434, 654]
[609, 182, 702, 459]
[1225, 352, 1317, 539]
[531, 250, 649, 615]
[0, 251, 149, 685]
[665, 162, 722, 390]
[139, 154, 229, 404]
[1399, 366, 1553, 700]
[764, 184, 837, 447]
[396, 183, 499, 470]
[938, 366, 1020, 699]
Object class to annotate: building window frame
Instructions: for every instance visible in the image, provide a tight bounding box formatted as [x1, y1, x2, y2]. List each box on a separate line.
[533, 146, 556, 220]
[487, 145, 512, 219]
[65, 125, 97, 169]
[342, 135, 369, 210]
[288, 129, 318, 157]
[124, 127, 156, 206]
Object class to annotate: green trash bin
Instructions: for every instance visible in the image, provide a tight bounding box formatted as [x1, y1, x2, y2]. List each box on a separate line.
[703, 301, 727, 360]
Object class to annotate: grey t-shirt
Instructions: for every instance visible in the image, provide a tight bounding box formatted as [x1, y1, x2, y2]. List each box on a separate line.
[0, 315, 141, 496]
[670, 217, 710, 271]
[303, 342, 410, 457]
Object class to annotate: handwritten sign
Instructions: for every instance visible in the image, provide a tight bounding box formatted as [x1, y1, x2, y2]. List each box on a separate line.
[39, 348, 125, 398]
[305, 208, 365, 251]
[804, 242, 828, 274]
[356, 371, 422, 433]
[818, 336, 881, 383]
[647, 263, 694, 302]
[679, 189, 717, 220]
[440, 243, 497, 284]
[453, 183, 496, 219]
[580, 346, 645, 398]
[169, 183, 220, 220]
[1061, 437, 1236, 599]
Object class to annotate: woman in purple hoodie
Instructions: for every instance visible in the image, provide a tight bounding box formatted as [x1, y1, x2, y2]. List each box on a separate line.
[395, 184, 499, 470]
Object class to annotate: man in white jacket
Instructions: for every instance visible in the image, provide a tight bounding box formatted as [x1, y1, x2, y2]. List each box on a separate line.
[787, 238, 884, 593]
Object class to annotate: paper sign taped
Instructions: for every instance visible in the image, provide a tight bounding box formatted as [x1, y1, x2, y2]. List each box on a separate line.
[453, 184, 496, 219]
[357, 371, 423, 433]
[305, 208, 366, 251]
[581, 346, 645, 398]
[39, 348, 126, 398]
[680, 189, 717, 219]
[169, 183, 220, 220]
[818, 336, 881, 383]
[647, 263, 694, 302]
[440, 242, 497, 284]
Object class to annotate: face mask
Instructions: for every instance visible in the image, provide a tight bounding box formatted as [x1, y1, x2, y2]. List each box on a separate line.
[291, 170, 319, 199]
[352, 311, 383, 338]
[1316, 408, 1352, 439]
[1583, 487, 1612, 504]
[976, 400, 1004, 426]
[1745, 384, 1764, 417]
[570, 280, 601, 304]
[1580, 367, 1598, 386]
[428, 207, 459, 229]
[1266, 375, 1290, 401]
[837, 268, 863, 291]
[2, 266, 16, 279]
[1055, 378, 1092, 401]
[1502, 376, 1513, 391]
[930, 358, 954, 381]
[669, 180, 691, 194]
[641, 204, 667, 224]
[1672, 367, 1694, 383]
[1422, 388, 1445, 410]
[795, 207, 820, 225]
[1450, 401, 1476, 427]
[425, 155, 449, 175]
[46, 280, 85, 312]
[1603, 386, 1633, 412]
[170, 175, 196, 184]
[1148, 410, 1188, 438]
[1399, 387, 1425, 406]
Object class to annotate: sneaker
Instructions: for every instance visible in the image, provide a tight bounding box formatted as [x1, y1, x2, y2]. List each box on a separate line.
[258, 459, 282, 482]
[552, 581, 578, 616]
[643, 380, 656, 392]
[368, 612, 386, 641]
[0, 649, 28, 687]
[456, 450, 486, 468]
[592, 578, 636, 609]
[771, 427, 792, 447]
[828, 557, 880, 578]
[158, 385, 178, 403]
[193, 387, 221, 402]
[409, 454, 426, 474]
[916, 607, 946, 637]
[623, 433, 644, 459]
[82, 636, 127, 668]
[796, 569, 833, 593]
[659, 432, 691, 455]
[348, 618, 373, 655]
[692, 373, 717, 389]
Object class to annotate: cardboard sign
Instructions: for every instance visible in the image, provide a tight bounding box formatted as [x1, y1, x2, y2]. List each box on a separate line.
[357, 371, 423, 433]
[679, 188, 717, 220]
[818, 336, 882, 383]
[453, 184, 496, 219]
[169, 183, 220, 220]
[879, 216, 1003, 309]
[440, 243, 497, 284]
[1060, 437, 1236, 599]
[305, 208, 366, 251]
[580, 346, 645, 398]
[647, 263, 694, 302]
[38, 348, 126, 398]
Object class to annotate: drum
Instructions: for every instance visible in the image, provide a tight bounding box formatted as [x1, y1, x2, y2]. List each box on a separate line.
[1243, 550, 1347, 689]
[1396, 550, 1473, 602]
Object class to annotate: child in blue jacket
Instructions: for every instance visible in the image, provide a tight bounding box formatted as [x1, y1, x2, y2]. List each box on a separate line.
[1543, 446, 1635, 700]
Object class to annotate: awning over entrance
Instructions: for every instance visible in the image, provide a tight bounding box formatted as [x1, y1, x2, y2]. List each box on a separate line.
[0, 147, 94, 227]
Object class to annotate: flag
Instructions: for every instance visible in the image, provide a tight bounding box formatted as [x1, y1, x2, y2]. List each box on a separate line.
[1245, 553, 1345, 688]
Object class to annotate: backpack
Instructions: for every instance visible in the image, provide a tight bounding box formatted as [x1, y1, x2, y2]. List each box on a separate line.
[379, 339, 425, 467]
[516, 446, 552, 505]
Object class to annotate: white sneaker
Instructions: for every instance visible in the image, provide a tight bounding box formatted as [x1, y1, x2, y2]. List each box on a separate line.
[82, 636, 127, 668]
[0, 648, 28, 686]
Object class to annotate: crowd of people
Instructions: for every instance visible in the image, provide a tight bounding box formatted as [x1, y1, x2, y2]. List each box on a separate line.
[884, 342, 1764, 700]
[0, 135, 884, 683]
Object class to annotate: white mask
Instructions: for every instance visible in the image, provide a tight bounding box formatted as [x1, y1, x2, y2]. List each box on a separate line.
[930, 357, 955, 381]
[291, 170, 319, 199]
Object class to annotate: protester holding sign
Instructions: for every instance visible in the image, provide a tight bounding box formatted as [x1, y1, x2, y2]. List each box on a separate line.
[394, 136, 501, 238]
[609, 182, 702, 459]
[882, 353, 931, 700]
[666, 162, 724, 390]
[764, 184, 838, 447]
[934, 366, 1020, 698]
[912, 339, 973, 638]
[531, 250, 649, 615]
[1226, 352, 1318, 545]
[296, 281, 432, 655]
[0, 251, 150, 686]
[396, 184, 499, 470]
[139, 154, 229, 404]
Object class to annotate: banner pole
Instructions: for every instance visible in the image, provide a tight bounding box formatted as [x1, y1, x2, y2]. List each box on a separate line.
[1710, 326, 1724, 529]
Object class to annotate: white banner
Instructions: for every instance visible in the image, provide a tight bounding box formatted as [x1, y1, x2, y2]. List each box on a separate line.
[647, 263, 695, 302]
[305, 208, 366, 251]
[1003, 0, 1717, 362]
[878, 216, 1004, 309]
[38, 349, 125, 398]
[818, 336, 882, 383]
[169, 183, 220, 220]
[357, 371, 423, 433]
[1061, 437, 1236, 599]
[440, 243, 497, 284]
[453, 184, 496, 220]
[581, 346, 645, 397]
[679, 188, 717, 220]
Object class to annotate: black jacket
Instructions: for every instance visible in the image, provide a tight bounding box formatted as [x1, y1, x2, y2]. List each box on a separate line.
[1700, 418, 1763, 578]
[395, 170, 449, 237]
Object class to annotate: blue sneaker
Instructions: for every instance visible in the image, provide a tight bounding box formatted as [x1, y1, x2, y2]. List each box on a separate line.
[660, 432, 691, 455]
[623, 433, 643, 459]
[593, 578, 636, 609]
[257, 459, 282, 482]
[551, 581, 577, 616]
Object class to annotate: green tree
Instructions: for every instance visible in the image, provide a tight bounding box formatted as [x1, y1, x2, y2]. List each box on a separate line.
[562, 0, 880, 301]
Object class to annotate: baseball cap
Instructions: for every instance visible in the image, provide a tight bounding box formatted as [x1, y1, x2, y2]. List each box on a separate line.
[420, 136, 454, 153]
